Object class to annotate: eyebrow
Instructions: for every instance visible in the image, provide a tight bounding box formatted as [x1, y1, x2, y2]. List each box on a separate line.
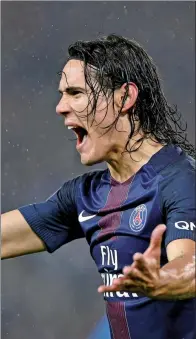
[58, 86, 86, 95]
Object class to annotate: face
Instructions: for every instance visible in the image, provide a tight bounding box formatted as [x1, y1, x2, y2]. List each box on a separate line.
[56, 60, 137, 166]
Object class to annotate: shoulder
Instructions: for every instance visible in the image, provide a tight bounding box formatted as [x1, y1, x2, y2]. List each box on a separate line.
[65, 169, 106, 188]
[80, 169, 107, 187]
[156, 153, 195, 215]
[159, 153, 195, 195]
[57, 169, 106, 199]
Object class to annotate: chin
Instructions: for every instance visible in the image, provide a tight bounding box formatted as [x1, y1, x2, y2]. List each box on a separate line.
[80, 154, 103, 166]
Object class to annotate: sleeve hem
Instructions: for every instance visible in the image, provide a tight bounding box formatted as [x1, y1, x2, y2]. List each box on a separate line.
[18, 206, 67, 253]
[165, 233, 196, 247]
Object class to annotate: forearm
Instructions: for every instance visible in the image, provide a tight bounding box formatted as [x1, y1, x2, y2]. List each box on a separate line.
[155, 254, 195, 300]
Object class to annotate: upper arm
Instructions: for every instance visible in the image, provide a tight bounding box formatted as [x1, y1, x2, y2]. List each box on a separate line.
[18, 177, 84, 253]
[166, 238, 195, 261]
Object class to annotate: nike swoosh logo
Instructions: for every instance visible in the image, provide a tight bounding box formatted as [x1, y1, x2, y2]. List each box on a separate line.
[78, 210, 96, 222]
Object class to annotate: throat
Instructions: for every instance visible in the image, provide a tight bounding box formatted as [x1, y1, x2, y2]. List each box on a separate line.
[107, 141, 164, 183]
[108, 166, 136, 184]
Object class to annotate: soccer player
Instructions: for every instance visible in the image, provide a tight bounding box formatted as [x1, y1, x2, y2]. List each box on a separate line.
[1, 35, 196, 339]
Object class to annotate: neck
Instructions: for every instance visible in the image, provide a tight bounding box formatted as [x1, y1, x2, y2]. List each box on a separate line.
[107, 138, 164, 183]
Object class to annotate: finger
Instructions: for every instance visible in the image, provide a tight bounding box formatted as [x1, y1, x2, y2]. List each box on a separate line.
[124, 266, 154, 284]
[121, 279, 144, 291]
[132, 267, 157, 283]
[124, 255, 151, 278]
[144, 224, 166, 258]
[123, 253, 143, 271]
[98, 274, 137, 292]
[149, 224, 166, 251]
[134, 254, 158, 271]
[98, 279, 124, 293]
[132, 253, 152, 274]
[122, 261, 137, 274]
[98, 277, 124, 293]
[98, 280, 142, 293]
[98, 285, 119, 293]
[123, 265, 133, 275]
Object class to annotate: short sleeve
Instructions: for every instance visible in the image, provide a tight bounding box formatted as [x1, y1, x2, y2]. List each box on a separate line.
[159, 164, 196, 247]
[18, 176, 84, 253]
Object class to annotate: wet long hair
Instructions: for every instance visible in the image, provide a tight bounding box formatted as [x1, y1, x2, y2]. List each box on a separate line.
[67, 34, 195, 157]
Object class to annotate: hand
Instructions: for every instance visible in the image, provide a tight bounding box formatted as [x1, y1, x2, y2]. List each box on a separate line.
[98, 224, 167, 298]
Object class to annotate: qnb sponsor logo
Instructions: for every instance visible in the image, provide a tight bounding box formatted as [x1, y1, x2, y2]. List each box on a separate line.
[100, 271, 138, 298]
[175, 221, 196, 231]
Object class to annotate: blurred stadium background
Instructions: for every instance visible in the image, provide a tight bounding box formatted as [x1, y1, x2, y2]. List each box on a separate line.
[1, 2, 195, 338]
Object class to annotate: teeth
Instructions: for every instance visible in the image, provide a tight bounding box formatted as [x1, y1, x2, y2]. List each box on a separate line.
[68, 126, 75, 130]
[82, 135, 87, 144]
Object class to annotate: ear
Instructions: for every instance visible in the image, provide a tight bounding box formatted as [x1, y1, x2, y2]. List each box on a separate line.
[115, 82, 138, 114]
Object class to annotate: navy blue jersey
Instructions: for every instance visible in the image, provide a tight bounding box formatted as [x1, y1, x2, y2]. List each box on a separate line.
[19, 145, 196, 339]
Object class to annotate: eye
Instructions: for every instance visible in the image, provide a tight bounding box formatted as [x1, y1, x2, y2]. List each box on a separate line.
[72, 90, 82, 96]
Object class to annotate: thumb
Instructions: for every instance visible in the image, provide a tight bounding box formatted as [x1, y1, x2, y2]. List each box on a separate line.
[144, 224, 166, 258]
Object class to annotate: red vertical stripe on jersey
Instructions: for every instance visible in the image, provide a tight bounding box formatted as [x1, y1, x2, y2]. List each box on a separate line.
[106, 301, 131, 339]
[98, 179, 133, 238]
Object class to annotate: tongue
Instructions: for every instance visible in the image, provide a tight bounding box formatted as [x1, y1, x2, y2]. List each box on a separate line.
[77, 134, 87, 147]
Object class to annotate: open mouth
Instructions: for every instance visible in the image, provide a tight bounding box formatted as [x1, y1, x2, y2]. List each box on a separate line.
[68, 125, 88, 147]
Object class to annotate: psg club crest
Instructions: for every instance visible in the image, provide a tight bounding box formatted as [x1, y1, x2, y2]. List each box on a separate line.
[129, 204, 147, 232]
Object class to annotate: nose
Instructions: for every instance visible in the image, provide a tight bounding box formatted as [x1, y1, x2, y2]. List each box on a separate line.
[56, 95, 71, 116]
